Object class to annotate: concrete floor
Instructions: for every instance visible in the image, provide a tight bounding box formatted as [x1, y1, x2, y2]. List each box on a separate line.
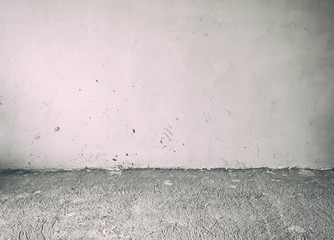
[0, 168, 333, 239]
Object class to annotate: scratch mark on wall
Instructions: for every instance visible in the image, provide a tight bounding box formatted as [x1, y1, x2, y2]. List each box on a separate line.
[216, 105, 232, 116]
[163, 132, 172, 141]
[164, 128, 174, 136]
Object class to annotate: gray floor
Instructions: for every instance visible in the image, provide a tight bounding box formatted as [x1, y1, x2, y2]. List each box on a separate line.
[0, 168, 333, 239]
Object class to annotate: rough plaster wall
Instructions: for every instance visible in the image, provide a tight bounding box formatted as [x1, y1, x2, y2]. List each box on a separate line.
[0, 0, 333, 169]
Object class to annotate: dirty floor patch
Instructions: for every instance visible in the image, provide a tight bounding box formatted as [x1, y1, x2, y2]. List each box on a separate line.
[0, 168, 333, 239]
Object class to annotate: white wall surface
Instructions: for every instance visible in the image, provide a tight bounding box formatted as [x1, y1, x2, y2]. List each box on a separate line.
[0, 0, 334, 169]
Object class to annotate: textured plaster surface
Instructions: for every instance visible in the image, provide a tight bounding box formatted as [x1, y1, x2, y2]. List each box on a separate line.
[0, 0, 334, 169]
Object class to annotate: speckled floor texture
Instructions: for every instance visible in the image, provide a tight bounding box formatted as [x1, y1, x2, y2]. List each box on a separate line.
[0, 168, 333, 240]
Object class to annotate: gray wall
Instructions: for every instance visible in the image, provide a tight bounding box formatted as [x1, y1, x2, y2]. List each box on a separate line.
[0, 0, 334, 169]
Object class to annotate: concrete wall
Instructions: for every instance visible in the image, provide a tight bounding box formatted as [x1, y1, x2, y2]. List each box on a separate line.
[1, 0, 334, 169]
